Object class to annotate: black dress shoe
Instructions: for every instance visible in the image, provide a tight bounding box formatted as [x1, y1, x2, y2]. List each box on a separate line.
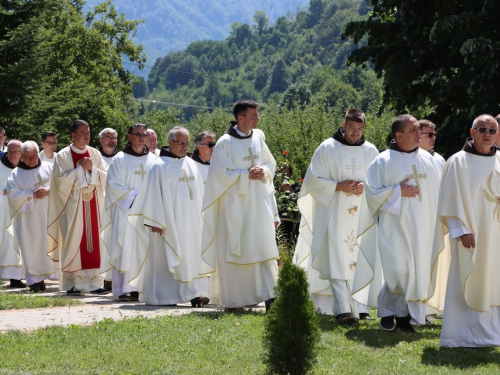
[40, 280, 46, 291]
[265, 298, 275, 313]
[66, 287, 81, 296]
[129, 291, 139, 301]
[335, 313, 358, 325]
[103, 280, 112, 291]
[380, 315, 395, 331]
[28, 282, 41, 293]
[90, 288, 110, 295]
[9, 279, 26, 288]
[119, 294, 131, 301]
[396, 314, 416, 332]
[359, 312, 372, 320]
[190, 297, 210, 307]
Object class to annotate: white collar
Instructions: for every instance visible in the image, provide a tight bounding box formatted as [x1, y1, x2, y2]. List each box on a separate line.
[70, 144, 88, 154]
[234, 126, 251, 137]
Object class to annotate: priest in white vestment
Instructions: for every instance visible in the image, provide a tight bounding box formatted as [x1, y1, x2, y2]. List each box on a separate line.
[191, 130, 215, 187]
[97, 128, 118, 166]
[293, 109, 379, 324]
[48, 120, 108, 294]
[354, 115, 441, 332]
[429, 115, 500, 347]
[202, 100, 278, 310]
[126, 126, 210, 306]
[39, 131, 58, 164]
[418, 120, 445, 173]
[8, 142, 60, 292]
[147, 129, 161, 157]
[100, 123, 157, 301]
[0, 141, 23, 286]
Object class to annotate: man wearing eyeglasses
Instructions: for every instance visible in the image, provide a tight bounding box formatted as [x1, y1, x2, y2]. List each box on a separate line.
[430, 114, 500, 347]
[202, 99, 278, 311]
[294, 108, 379, 324]
[191, 130, 216, 186]
[0, 140, 24, 288]
[146, 129, 161, 156]
[100, 123, 157, 302]
[126, 126, 210, 307]
[97, 128, 118, 166]
[356, 114, 441, 332]
[7, 141, 59, 293]
[418, 120, 446, 172]
[39, 131, 58, 164]
[48, 119, 109, 296]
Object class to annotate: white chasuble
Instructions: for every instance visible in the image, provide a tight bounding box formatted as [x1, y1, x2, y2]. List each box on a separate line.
[7, 162, 59, 283]
[202, 130, 278, 307]
[47, 145, 108, 291]
[100, 151, 157, 276]
[430, 151, 500, 312]
[354, 148, 441, 304]
[293, 138, 379, 310]
[0, 163, 21, 279]
[126, 155, 209, 304]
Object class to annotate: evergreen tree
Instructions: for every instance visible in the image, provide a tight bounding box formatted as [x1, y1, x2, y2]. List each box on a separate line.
[263, 255, 320, 375]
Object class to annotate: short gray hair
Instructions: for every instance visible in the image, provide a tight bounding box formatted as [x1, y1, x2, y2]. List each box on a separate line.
[194, 130, 216, 150]
[7, 140, 21, 150]
[168, 126, 189, 141]
[99, 128, 117, 139]
[472, 114, 498, 129]
[147, 129, 157, 136]
[21, 141, 39, 154]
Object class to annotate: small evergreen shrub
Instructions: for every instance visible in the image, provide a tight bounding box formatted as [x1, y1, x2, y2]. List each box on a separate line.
[262, 255, 320, 375]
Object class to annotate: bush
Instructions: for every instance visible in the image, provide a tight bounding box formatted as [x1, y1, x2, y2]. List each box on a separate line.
[262, 255, 320, 375]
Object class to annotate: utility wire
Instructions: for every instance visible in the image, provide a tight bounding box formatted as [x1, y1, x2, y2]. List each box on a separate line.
[135, 98, 232, 111]
[124, 61, 291, 89]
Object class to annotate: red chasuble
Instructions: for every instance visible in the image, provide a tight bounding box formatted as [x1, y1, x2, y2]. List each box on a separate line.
[70, 148, 101, 270]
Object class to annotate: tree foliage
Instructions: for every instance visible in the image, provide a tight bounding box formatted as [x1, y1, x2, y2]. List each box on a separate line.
[0, 0, 146, 147]
[144, 0, 382, 120]
[343, 0, 500, 156]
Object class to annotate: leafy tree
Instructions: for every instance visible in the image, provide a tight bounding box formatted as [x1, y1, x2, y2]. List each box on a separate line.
[0, 0, 145, 146]
[343, 0, 500, 156]
[280, 84, 311, 110]
[267, 59, 290, 96]
[252, 11, 269, 35]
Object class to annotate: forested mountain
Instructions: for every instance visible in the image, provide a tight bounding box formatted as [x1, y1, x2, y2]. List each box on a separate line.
[84, 0, 310, 77]
[139, 0, 381, 119]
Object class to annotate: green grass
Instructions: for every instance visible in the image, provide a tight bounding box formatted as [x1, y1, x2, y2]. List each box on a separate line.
[0, 311, 499, 374]
[0, 289, 82, 310]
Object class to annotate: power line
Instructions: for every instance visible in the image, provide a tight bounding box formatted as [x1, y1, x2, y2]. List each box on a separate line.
[124, 61, 291, 89]
[134, 98, 232, 111]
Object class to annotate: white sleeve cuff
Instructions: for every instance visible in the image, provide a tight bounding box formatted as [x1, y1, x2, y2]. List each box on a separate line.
[447, 217, 471, 239]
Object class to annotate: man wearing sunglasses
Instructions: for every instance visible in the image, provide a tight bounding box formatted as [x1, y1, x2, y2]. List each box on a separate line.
[430, 114, 500, 347]
[100, 123, 157, 302]
[418, 120, 446, 172]
[191, 130, 216, 186]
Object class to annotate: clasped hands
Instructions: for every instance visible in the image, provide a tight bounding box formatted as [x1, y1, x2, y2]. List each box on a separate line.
[33, 187, 49, 199]
[249, 166, 265, 181]
[77, 157, 93, 171]
[336, 180, 363, 196]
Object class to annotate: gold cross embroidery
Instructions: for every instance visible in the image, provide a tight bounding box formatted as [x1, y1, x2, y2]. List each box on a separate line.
[34, 174, 49, 188]
[404, 164, 427, 202]
[133, 164, 147, 181]
[178, 169, 195, 200]
[346, 158, 362, 179]
[243, 147, 259, 167]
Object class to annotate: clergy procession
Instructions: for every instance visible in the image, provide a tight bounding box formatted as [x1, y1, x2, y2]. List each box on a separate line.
[1, 101, 500, 348]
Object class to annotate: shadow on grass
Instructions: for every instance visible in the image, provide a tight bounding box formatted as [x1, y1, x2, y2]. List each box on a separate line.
[422, 346, 500, 369]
